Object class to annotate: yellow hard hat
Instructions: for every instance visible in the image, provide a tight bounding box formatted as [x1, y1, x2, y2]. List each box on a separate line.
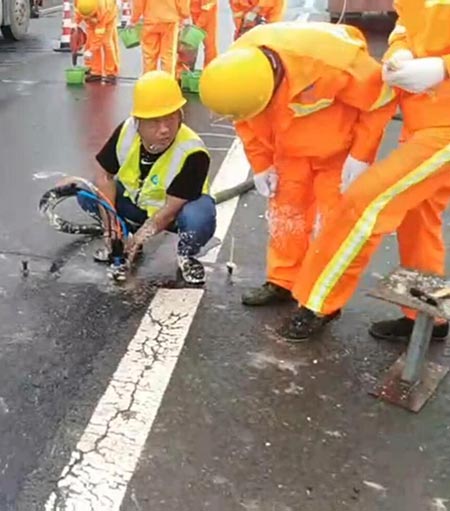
[77, 0, 97, 16]
[199, 47, 274, 122]
[132, 71, 187, 119]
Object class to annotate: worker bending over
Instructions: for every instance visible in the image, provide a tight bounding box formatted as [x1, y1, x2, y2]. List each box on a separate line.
[129, 0, 190, 76]
[79, 71, 216, 285]
[74, 0, 119, 84]
[200, 21, 395, 308]
[230, 0, 285, 39]
[207, 0, 450, 342]
[191, 0, 218, 66]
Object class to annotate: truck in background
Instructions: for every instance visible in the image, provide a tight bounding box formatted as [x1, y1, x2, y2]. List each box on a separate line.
[0, 0, 31, 40]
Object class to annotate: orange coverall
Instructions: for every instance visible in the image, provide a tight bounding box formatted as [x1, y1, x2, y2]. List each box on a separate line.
[230, 0, 285, 39]
[233, 23, 396, 292]
[191, 0, 218, 65]
[75, 0, 119, 77]
[131, 0, 190, 76]
[292, 1, 450, 317]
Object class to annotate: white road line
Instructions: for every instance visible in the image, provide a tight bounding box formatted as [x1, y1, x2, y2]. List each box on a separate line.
[45, 138, 250, 511]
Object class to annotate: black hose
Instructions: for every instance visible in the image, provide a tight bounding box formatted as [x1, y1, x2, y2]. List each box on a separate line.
[39, 183, 103, 236]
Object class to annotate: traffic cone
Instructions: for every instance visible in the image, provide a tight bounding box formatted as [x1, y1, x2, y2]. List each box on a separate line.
[54, 0, 72, 52]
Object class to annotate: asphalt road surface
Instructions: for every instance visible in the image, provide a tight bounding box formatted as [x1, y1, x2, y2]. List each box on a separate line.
[1, 4, 450, 511]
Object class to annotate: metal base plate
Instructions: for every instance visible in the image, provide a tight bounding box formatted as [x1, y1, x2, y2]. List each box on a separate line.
[370, 354, 449, 412]
[367, 267, 450, 320]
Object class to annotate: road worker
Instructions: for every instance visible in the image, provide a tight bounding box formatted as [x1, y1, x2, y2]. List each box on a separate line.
[78, 71, 216, 284]
[191, 0, 218, 66]
[74, 0, 119, 84]
[128, 0, 190, 76]
[230, 0, 285, 40]
[215, 1, 450, 342]
[200, 21, 396, 308]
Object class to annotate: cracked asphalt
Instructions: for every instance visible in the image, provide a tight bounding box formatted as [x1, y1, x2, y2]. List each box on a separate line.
[1, 6, 450, 511]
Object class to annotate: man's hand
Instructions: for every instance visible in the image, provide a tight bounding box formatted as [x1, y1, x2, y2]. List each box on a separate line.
[383, 57, 446, 93]
[182, 17, 192, 26]
[383, 49, 414, 72]
[340, 155, 369, 193]
[126, 20, 135, 28]
[83, 49, 93, 59]
[254, 167, 278, 198]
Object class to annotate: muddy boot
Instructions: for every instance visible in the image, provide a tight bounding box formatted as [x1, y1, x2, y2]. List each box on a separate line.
[369, 316, 448, 343]
[103, 75, 117, 85]
[85, 73, 102, 83]
[279, 307, 341, 342]
[241, 282, 293, 306]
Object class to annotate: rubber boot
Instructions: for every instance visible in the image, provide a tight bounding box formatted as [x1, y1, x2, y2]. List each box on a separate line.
[369, 317, 448, 343]
[242, 282, 293, 306]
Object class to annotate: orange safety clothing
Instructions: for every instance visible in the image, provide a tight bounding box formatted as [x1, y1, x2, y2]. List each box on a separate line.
[292, 1, 450, 317]
[140, 22, 179, 75]
[75, 0, 119, 76]
[230, 0, 285, 38]
[131, 0, 189, 76]
[191, 0, 218, 65]
[233, 23, 396, 291]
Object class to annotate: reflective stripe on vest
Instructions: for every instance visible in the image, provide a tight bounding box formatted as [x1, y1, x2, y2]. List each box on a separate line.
[289, 98, 334, 117]
[116, 117, 209, 216]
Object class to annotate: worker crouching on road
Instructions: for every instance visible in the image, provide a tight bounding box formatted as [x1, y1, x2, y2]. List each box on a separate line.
[74, 0, 120, 84]
[230, 0, 285, 40]
[191, 0, 218, 66]
[128, 0, 190, 76]
[199, 22, 396, 311]
[79, 71, 216, 285]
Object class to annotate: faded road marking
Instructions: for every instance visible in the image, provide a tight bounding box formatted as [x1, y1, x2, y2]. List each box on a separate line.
[45, 138, 250, 510]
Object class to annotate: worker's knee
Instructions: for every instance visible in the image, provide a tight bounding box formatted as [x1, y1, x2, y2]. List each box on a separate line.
[177, 195, 216, 237]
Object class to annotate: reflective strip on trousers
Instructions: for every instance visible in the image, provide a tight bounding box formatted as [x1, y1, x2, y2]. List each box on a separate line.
[369, 83, 396, 110]
[305, 143, 450, 312]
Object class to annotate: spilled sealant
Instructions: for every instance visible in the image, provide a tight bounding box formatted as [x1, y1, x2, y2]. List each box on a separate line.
[248, 352, 309, 375]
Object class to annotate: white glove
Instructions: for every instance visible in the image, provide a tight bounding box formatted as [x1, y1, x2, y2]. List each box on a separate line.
[254, 167, 278, 198]
[125, 20, 135, 28]
[182, 17, 192, 26]
[383, 49, 414, 72]
[383, 57, 446, 93]
[340, 155, 369, 193]
[83, 50, 93, 59]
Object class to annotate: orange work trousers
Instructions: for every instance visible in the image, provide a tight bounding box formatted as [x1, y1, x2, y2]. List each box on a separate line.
[141, 22, 179, 76]
[84, 21, 119, 76]
[293, 127, 450, 316]
[192, 6, 218, 65]
[267, 152, 345, 291]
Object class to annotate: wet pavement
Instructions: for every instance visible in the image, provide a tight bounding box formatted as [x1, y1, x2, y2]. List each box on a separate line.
[1, 6, 450, 511]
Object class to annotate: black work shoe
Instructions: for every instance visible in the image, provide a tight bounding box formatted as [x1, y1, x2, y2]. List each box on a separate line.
[85, 74, 102, 83]
[103, 75, 117, 85]
[178, 256, 205, 285]
[242, 282, 293, 306]
[369, 316, 449, 343]
[279, 306, 341, 342]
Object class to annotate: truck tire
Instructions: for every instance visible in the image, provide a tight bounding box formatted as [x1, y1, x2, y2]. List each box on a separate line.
[1, 0, 31, 40]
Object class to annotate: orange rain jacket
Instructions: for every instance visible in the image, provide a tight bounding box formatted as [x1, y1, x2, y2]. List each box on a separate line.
[230, 0, 285, 24]
[383, 0, 450, 132]
[130, 0, 190, 24]
[232, 22, 396, 174]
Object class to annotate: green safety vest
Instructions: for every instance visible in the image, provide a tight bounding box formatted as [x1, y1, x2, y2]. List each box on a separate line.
[116, 117, 210, 217]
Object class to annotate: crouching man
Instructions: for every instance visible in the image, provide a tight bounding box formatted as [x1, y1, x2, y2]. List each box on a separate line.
[80, 71, 216, 284]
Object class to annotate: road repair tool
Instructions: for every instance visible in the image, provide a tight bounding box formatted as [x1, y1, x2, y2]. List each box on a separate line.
[39, 177, 130, 282]
[40, 176, 255, 282]
[65, 26, 88, 86]
[368, 267, 450, 412]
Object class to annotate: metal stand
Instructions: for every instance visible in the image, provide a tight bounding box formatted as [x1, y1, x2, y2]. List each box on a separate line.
[368, 268, 450, 412]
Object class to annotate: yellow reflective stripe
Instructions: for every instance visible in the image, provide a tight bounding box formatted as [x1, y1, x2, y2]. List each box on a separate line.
[202, 1, 215, 10]
[289, 98, 333, 117]
[425, 0, 450, 6]
[388, 24, 406, 44]
[305, 143, 450, 312]
[369, 84, 396, 111]
[233, 11, 244, 18]
[95, 27, 106, 34]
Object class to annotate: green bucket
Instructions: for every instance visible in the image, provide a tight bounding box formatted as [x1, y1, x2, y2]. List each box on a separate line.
[119, 26, 141, 49]
[65, 66, 86, 86]
[188, 70, 202, 93]
[180, 71, 191, 91]
[179, 25, 206, 49]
